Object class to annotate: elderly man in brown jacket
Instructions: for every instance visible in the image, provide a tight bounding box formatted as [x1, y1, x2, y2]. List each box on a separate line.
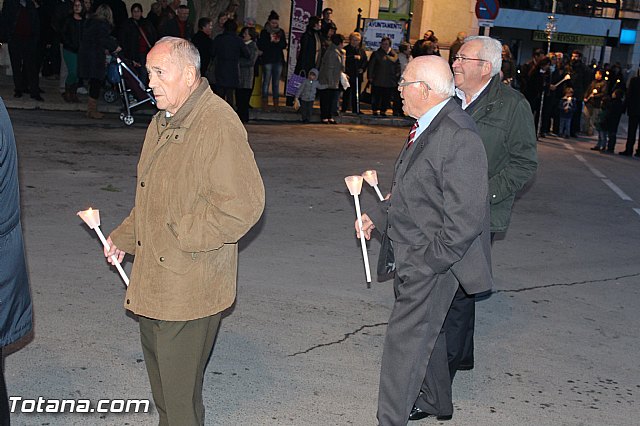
[105, 36, 265, 425]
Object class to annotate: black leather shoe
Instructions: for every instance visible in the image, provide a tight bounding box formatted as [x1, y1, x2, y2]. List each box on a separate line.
[619, 151, 632, 156]
[31, 95, 44, 102]
[409, 406, 452, 421]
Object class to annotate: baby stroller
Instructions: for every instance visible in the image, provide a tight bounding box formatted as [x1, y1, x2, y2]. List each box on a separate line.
[104, 55, 156, 126]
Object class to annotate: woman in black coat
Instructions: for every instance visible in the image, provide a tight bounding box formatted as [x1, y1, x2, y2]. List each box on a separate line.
[257, 10, 287, 109]
[78, 3, 120, 118]
[294, 16, 322, 76]
[118, 3, 157, 82]
[60, 0, 85, 102]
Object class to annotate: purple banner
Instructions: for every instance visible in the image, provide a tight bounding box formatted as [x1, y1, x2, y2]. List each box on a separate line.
[285, 0, 319, 97]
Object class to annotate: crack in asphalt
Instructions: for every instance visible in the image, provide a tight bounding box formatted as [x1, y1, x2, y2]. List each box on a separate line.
[289, 273, 639, 356]
[495, 272, 640, 293]
[288, 322, 388, 357]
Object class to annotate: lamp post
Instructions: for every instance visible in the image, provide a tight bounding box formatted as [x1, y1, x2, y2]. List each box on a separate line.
[537, 0, 557, 138]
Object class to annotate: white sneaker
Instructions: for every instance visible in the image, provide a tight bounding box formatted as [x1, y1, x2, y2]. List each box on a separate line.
[77, 86, 88, 95]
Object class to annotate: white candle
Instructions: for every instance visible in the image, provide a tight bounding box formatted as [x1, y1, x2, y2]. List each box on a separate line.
[78, 208, 130, 286]
[362, 170, 385, 201]
[345, 176, 372, 283]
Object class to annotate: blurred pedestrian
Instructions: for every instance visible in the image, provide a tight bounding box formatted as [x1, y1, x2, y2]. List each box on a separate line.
[341, 31, 367, 114]
[501, 44, 516, 86]
[60, 0, 85, 103]
[295, 67, 320, 123]
[118, 3, 157, 82]
[318, 33, 345, 124]
[295, 15, 322, 76]
[620, 69, 640, 156]
[78, 3, 121, 118]
[191, 17, 213, 84]
[0, 0, 43, 101]
[368, 36, 399, 116]
[160, 4, 192, 39]
[568, 50, 591, 136]
[236, 25, 259, 123]
[210, 18, 249, 106]
[0, 97, 34, 426]
[558, 86, 576, 138]
[584, 69, 608, 137]
[257, 10, 286, 109]
[448, 31, 466, 67]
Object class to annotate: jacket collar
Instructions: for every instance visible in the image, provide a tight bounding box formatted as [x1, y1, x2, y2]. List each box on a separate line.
[465, 74, 503, 120]
[155, 78, 209, 131]
[401, 98, 458, 173]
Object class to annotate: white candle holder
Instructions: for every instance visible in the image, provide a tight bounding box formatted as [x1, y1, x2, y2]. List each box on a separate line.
[345, 176, 371, 283]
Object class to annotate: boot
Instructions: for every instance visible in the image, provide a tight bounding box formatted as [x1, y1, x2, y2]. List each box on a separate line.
[62, 86, 72, 103]
[261, 97, 269, 110]
[273, 97, 280, 111]
[86, 97, 104, 119]
[69, 84, 80, 103]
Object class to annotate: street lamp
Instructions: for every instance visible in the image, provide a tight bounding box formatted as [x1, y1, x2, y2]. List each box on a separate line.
[538, 0, 557, 138]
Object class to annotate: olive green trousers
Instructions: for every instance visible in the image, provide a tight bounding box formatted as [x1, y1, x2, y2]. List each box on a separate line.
[139, 313, 221, 426]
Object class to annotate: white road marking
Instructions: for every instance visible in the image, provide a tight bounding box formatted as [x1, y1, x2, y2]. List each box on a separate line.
[634, 208, 640, 217]
[601, 179, 633, 201]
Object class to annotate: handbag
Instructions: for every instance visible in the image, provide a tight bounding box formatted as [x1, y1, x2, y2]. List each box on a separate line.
[377, 231, 396, 276]
[106, 59, 121, 84]
[360, 81, 372, 104]
[286, 70, 306, 97]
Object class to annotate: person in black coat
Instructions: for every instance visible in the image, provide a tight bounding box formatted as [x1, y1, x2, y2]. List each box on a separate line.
[92, 0, 126, 34]
[210, 19, 249, 106]
[294, 16, 322, 75]
[118, 3, 157, 81]
[341, 31, 367, 114]
[257, 10, 286, 109]
[602, 88, 625, 153]
[621, 72, 640, 156]
[191, 17, 213, 84]
[159, 4, 191, 39]
[0, 0, 43, 100]
[0, 98, 34, 425]
[78, 3, 120, 118]
[60, 0, 85, 102]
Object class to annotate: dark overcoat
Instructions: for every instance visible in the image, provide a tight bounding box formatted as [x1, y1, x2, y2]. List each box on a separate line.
[0, 98, 33, 347]
[78, 17, 118, 80]
[211, 30, 249, 89]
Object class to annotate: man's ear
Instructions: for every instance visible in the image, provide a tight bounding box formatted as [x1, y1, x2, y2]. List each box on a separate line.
[185, 65, 197, 86]
[483, 62, 493, 78]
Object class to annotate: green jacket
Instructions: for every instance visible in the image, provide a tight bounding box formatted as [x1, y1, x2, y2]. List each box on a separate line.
[464, 75, 537, 232]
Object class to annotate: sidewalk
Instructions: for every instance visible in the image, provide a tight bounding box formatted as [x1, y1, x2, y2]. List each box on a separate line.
[0, 67, 413, 127]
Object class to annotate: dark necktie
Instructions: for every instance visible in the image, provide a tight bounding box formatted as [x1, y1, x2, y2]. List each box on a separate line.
[406, 121, 419, 149]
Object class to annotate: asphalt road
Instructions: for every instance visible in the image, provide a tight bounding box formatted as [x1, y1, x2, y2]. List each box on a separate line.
[6, 109, 640, 425]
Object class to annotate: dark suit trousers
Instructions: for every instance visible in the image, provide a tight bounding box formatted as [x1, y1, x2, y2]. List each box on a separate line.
[377, 243, 458, 425]
[625, 115, 640, 154]
[8, 37, 40, 97]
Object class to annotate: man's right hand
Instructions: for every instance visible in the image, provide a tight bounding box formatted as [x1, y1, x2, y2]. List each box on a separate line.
[104, 236, 125, 265]
[356, 213, 375, 240]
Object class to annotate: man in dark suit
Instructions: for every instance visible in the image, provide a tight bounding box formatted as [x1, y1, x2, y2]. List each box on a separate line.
[358, 55, 493, 424]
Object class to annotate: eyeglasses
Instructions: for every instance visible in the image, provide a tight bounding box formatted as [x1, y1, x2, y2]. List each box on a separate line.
[453, 55, 487, 64]
[398, 79, 430, 89]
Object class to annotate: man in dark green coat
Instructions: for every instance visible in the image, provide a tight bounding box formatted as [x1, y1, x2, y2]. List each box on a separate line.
[447, 36, 537, 373]
[0, 97, 34, 423]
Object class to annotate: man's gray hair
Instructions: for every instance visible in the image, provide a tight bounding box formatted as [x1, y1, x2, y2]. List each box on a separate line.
[156, 36, 201, 77]
[464, 36, 502, 77]
[427, 70, 455, 98]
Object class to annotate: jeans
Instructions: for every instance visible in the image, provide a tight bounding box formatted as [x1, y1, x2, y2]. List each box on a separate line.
[559, 117, 572, 137]
[596, 130, 608, 148]
[261, 62, 282, 100]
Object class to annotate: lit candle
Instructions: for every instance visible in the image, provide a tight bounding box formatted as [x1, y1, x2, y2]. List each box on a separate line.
[345, 176, 372, 283]
[77, 208, 130, 286]
[362, 170, 385, 201]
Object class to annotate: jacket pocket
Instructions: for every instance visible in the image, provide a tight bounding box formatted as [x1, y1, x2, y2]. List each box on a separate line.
[149, 225, 201, 275]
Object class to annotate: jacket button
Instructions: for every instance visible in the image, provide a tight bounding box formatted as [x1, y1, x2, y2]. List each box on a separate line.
[159, 256, 165, 262]
[393, 181, 396, 186]
[126, 299, 130, 304]
[399, 160, 403, 164]
[137, 241, 141, 246]
[140, 181, 145, 187]
[388, 224, 392, 229]
[175, 135, 179, 139]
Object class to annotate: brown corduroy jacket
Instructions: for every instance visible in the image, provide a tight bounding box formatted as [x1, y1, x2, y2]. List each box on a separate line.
[111, 79, 265, 321]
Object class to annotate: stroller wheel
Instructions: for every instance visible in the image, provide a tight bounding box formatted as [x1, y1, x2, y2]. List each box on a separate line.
[119, 112, 125, 120]
[104, 90, 117, 103]
[123, 115, 135, 126]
